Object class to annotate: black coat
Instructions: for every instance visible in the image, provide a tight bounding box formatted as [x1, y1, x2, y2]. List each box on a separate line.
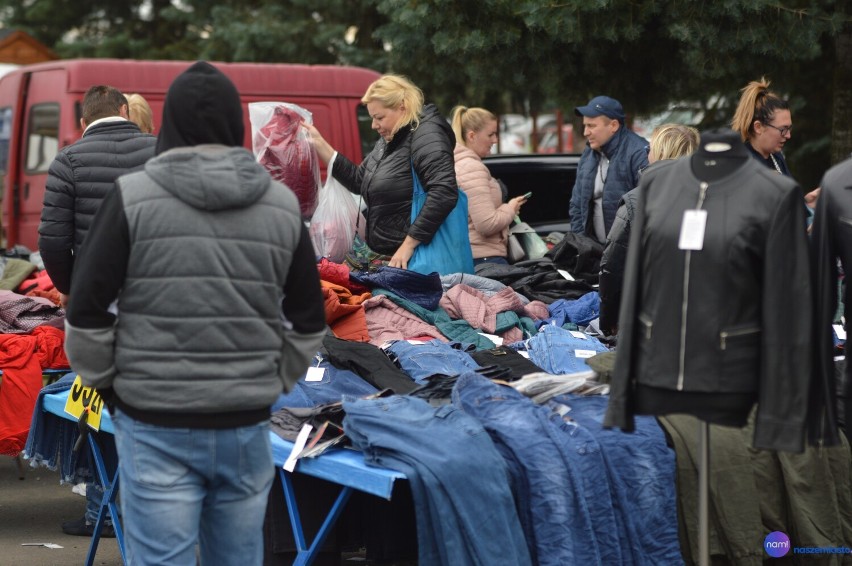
[604, 156, 813, 453]
[598, 186, 639, 334]
[38, 120, 156, 293]
[810, 157, 850, 447]
[332, 104, 457, 256]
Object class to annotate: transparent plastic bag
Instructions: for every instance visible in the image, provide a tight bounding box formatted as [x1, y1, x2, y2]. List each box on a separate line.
[309, 175, 365, 263]
[249, 102, 320, 217]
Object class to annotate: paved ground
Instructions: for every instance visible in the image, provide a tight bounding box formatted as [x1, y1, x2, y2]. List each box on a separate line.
[0, 454, 122, 566]
[1, 454, 410, 566]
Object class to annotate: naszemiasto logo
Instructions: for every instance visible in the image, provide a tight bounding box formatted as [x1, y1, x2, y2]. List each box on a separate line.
[764, 531, 791, 558]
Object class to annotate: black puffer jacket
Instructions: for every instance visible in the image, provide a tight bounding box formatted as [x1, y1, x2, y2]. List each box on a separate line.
[332, 104, 457, 255]
[38, 120, 156, 293]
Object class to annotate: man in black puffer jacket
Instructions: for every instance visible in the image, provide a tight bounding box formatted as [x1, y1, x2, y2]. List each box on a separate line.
[38, 85, 156, 307]
[37, 85, 155, 539]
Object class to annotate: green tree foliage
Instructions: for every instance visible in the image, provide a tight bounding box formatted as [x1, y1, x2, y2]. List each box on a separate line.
[1, 0, 849, 185]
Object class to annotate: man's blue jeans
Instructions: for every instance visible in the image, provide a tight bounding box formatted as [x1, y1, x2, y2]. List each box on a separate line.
[112, 409, 274, 566]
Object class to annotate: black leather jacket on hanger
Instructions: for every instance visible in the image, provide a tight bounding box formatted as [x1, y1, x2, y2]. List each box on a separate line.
[810, 157, 850, 448]
[604, 156, 813, 453]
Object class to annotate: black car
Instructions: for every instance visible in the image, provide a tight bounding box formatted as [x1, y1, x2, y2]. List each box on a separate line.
[483, 153, 581, 235]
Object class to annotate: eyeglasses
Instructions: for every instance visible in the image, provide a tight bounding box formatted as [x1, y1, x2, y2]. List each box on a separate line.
[764, 123, 792, 137]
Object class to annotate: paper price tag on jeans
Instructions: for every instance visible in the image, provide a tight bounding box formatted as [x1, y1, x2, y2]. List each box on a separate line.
[833, 324, 847, 340]
[283, 424, 313, 472]
[305, 367, 326, 382]
[574, 349, 596, 359]
[569, 331, 588, 340]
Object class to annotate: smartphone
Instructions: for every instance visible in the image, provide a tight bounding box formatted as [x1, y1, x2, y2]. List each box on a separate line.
[523, 191, 533, 200]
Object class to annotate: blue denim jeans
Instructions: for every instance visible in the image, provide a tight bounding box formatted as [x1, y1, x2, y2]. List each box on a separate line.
[525, 323, 609, 374]
[386, 339, 480, 384]
[554, 394, 682, 565]
[272, 358, 379, 410]
[453, 372, 619, 566]
[342, 395, 532, 566]
[112, 409, 274, 566]
[473, 256, 509, 266]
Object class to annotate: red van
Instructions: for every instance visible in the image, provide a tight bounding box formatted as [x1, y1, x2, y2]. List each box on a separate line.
[0, 58, 380, 250]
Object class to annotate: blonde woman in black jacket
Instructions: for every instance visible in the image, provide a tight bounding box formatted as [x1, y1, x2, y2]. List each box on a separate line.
[304, 74, 458, 269]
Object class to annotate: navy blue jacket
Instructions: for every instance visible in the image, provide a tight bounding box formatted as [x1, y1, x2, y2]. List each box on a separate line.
[569, 127, 648, 239]
[745, 142, 791, 176]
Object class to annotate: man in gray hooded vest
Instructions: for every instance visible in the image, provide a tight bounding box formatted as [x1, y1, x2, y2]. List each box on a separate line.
[64, 61, 327, 566]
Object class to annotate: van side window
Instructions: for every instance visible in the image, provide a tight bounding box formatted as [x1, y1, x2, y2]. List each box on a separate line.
[0, 107, 11, 174]
[357, 105, 377, 160]
[25, 103, 59, 174]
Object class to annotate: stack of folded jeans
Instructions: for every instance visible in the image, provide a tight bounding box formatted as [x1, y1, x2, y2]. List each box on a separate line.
[343, 395, 532, 566]
[453, 372, 621, 566]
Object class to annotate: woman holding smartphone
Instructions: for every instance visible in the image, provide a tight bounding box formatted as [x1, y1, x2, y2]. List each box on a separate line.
[451, 106, 528, 266]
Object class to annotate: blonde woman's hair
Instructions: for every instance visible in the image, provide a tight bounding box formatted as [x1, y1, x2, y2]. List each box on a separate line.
[127, 93, 154, 133]
[648, 123, 700, 162]
[730, 78, 789, 142]
[450, 106, 497, 147]
[361, 74, 424, 133]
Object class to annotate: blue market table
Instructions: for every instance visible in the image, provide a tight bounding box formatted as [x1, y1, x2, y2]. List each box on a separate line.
[40, 389, 405, 566]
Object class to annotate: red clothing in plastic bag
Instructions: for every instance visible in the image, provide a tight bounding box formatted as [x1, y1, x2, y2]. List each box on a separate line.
[256, 105, 319, 217]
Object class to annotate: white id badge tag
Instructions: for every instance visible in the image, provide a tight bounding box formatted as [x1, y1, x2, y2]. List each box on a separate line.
[678, 210, 708, 251]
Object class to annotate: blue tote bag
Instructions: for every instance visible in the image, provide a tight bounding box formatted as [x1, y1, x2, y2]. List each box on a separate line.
[407, 165, 475, 276]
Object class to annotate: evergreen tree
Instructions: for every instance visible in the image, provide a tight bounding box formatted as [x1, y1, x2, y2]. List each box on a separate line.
[1, 0, 849, 186]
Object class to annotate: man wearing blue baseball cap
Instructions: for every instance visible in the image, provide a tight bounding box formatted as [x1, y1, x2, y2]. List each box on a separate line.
[569, 95, 648, 243]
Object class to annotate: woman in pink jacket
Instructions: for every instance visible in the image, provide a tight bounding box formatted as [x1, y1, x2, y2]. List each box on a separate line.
[451, 106, 527, 266]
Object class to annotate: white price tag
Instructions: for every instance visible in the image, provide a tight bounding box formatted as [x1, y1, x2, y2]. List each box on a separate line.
[478, 332, 504, 346]
[678, 209, 707, 251]
[574, 349, 596, 359]
[283, 424, 313, 472]
[569, 331, 588, 340]
[833, 324, 847, 340]
[518, 350, 530, 359]
[557, 269, 575, 281]
[305, 366, 326, 382]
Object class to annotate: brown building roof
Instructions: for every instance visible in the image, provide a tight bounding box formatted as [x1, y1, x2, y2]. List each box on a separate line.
[0, 29, 58, 65]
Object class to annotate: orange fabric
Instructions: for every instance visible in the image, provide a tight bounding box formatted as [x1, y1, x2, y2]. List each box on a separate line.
[322, 287, 370, 342]
[321, 280, 372, 305]
[0, 326, 70, 456]
[25, 288, 62, 306]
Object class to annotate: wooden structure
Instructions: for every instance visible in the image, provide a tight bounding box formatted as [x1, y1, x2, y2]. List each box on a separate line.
[0, 30, 58, 66]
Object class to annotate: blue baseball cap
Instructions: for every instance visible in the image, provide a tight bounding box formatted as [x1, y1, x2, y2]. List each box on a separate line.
[574, 96, 625, 121]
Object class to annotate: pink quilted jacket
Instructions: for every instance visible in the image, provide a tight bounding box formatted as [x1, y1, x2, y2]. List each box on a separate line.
[453, 144, 516, 259]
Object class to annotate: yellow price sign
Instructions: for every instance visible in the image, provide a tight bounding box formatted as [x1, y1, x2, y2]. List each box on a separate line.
[63, 375, 105, 432]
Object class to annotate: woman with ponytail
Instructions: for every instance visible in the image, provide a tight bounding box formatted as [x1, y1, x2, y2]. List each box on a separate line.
[731, 77, 821, 222]
[730, 78, 793, 176]
[451, 106, 527, 265]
